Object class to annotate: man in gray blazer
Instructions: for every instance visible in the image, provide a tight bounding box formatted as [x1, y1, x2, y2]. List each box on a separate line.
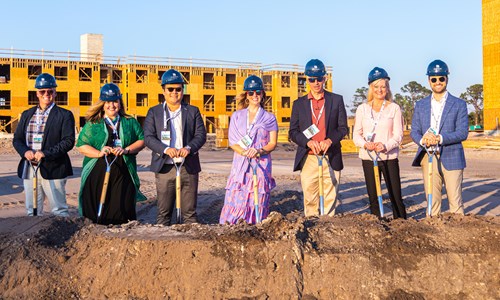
[411, 59, 469, 216]
[144, 69, 206, 225]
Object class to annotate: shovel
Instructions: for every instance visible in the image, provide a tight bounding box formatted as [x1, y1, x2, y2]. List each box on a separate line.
[30, 160, 41, 216]
[173, 157, 185, 224]
[97, 153, 118, 223]
[248, 156, 261, 223]
[315, 152, 327, 216]
[367, 150, 384, 218]
[424, 146, 437, 217]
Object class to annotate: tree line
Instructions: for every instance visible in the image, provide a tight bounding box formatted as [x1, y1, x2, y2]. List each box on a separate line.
[350, 82, 484, 128]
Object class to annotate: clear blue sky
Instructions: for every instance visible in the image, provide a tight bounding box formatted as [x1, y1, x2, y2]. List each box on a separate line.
[2, 0, 482, 114]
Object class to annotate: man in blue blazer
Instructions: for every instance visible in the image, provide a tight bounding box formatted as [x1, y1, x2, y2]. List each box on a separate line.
[144, 69, 206, 225]
[411, 60, 468, 216]
[289, 59, 348, 217]
[13, 73, 75, 216]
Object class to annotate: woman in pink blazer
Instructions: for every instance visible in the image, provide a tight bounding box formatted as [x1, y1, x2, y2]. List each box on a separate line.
[353, 67, 407, 219]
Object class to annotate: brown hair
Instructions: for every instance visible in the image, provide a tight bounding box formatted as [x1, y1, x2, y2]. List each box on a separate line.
[236, 90, 267, 110]
[85, 99, 131, 123]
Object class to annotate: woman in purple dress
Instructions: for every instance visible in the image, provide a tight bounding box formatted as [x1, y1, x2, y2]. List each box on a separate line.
[219, 75, 278, 224]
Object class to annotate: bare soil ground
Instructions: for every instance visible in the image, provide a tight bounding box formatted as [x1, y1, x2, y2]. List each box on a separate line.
[0, 136, 499, 299]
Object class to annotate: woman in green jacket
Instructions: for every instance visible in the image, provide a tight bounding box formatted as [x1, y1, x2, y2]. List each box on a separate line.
[76, 83, 146, 224]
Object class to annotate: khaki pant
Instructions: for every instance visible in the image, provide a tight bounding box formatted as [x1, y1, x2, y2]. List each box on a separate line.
[23, 167, 68, 217]
[300, 155, 340, 217]
[421, 153, 464, 216]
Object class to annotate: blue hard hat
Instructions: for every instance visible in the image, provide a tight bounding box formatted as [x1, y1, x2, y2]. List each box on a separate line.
[304, 59, 326, 77]
[35, 73, 57, 89]
[161, 69, 185, 85]
[426, 59, 449, 76]
[243, 75, 263, 91]
[368, 67, 390, 84]
[100, 83, 122, 102]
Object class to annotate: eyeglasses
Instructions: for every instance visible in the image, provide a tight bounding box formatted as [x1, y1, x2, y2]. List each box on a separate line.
[430, 77, 446, 83]
[307, 77, 325, 83]
[247, 90, 262, 96]
[166, 87, 183, 92]
[38, 89, 54, 96]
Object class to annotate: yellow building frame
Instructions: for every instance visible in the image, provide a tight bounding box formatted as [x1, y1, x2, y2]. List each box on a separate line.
[0, 49, 332, 134]
[483, 0, 500, 134]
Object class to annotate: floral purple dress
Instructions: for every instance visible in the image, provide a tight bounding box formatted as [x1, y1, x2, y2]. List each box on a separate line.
[219, 108, 278, 224]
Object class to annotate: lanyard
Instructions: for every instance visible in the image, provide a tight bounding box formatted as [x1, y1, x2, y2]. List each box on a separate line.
[246, 107, 261, 135]
[310, 100, 325, 125]
[431, 99, 446, 130]
[369, 100, 386, 133]
[163, 103, 181, 130]
[104, 115, 120, 140]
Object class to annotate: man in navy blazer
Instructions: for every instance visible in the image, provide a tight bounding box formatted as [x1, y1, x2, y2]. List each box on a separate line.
[144, 69, 206, 225]
[411, 60, 468, 216]
[289, 59, 348, 216]
[13, 73, 75, 216]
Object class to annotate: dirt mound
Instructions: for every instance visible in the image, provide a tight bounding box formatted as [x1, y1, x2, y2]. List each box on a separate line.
[1, 213, 498, 299]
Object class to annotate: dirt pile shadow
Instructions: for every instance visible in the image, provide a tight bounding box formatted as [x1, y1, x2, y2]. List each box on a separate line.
[0, 213, 499, 299]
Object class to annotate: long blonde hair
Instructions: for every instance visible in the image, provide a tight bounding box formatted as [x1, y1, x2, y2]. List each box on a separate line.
[367, 78, 393, 103]
[85, 99, 131, 123]
[236, 90, 267, 110]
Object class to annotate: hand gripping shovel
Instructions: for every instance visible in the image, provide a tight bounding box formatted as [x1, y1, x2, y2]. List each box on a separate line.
[97, 154, 118, 223]
[248, 156, 261, 223]
[315, 152, 327, 216]
[424, 146, 437, 217]
[367, 150, 384, 218]
[30, 160, 42, 216]
[173, 157, 185, 224]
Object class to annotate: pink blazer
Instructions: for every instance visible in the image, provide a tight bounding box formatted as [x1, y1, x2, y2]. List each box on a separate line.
[353, 102, 403, 161]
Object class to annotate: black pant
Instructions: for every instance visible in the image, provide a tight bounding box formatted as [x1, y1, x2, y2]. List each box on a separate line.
[155, 164, 199, 225]
[361, 158, 406, 219]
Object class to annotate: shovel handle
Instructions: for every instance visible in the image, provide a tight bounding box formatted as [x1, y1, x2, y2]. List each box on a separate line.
[252, 173, 259, 206]
[373, 164, 384, 217]
[253, 173, 261, 223]
[427, 155, 433, 216]
[32, 174, 38, 216]
[30, 161, 41, 216]
[99, 171, 111, 205]
[176, 175, 181, 210]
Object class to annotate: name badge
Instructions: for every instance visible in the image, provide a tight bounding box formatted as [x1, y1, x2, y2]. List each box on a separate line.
[366, 132, 375, 142]
[426, 127, 437, 135]
[114, 139, 123, 148]
[33, 134, 43, 150]
[237, 135, 253, 149]
[161, 131, 171, 145]
[303, 124, 320, 139]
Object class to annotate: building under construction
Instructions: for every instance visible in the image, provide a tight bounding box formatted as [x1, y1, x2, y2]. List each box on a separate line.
[483, 0, 500, 134]
[0, 40, 332, 137]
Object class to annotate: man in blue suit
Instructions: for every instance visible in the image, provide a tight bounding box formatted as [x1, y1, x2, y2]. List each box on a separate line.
[411, 60, 469, 216]
[144, 69, 206, 225]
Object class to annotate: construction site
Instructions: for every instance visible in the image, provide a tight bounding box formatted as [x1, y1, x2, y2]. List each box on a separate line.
[0, 33, 337, 146]
[0, 1, 499, 299]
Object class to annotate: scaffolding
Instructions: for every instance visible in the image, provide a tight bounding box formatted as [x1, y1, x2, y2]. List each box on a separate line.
[0, 47, 333, 133]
